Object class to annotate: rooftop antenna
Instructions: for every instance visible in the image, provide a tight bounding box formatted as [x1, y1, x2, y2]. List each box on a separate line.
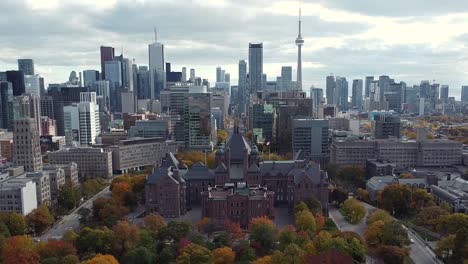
[154, 27, 158, 42]
[298, 0, 302, 37]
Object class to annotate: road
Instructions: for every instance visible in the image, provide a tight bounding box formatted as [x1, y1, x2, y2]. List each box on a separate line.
[330, 202, 441, 264]
[39, 186, 111, 241]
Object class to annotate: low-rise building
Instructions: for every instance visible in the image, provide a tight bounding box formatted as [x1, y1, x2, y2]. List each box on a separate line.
[366, 176, 429, 201]
[366, 159, 396, 178]
[48, 148, 113, 179]
[108, 137, 179, 174]
[44, 162, 79, 186]
[201, 183, 274, 228]
[431, 175, 468, 213]
[0, 178, 37, 215]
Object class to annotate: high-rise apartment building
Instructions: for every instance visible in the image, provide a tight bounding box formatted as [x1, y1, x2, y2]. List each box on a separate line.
[365, 76, 374, 98]
[100, 46, 115, 80]
[310, 88, 323, 118]
[18, 59, 35, 76]
[185, 87, 215, 151]
[181, 67, 187, 82]
[336, 77, 348, 111]
[238, 60, 248, 113]
[440, 85, 449, 103]
[14, 93, 42, 135]
[326, 75, 335, 105]
[190, 69, 195, 82]
[351, 79, 363, 110]
[462, 86, 468, 105]
[249, 43, 263, 93]
[13, 118, 43, 172]
[281, 66, 292, 90]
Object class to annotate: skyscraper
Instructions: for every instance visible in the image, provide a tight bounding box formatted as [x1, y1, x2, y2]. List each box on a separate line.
[83, 70, 100, 88]
[336, 77, 348, 111]
[281, 66, 292, 90]
[0, 82, 13, 130]
[216, 67, 223, 83]
[248, 43, 263, 93]
[462, 86, 468, 104]
[238, 60, 247, 113]
[18, 59, 34, 75]
[190, 69, 195, 82]
[181, 67, 187, 82]
[185, 87, 214, 151]
[292, 118, 329, 163]
[310, 87, 323, 118]
[100, 46, 115, 80]
[24, 75, 41, 96]
[351, 79, 363, 110]
[365, 76, 374, 98]
[6, 71, 25, 96]
[295, 7, 304, 90]
[63, 92, 100, 146]
[136, 66, 150, 100]
[149, 30, 165, 100]
[440, 85, 449, 103]
[326, 75, 335, 105]
[13, 94, 43, 171]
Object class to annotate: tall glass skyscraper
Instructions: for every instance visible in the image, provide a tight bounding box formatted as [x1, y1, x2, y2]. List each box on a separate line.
[238, 60, 247, 113]
[100, 46, 115, 80]
[248, 43, 263, 94]
[18, 59, 34, 75]
[149, 32, 165, 100]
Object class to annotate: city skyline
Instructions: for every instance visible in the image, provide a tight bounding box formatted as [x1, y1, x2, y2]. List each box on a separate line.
[1, 0, 468, 98]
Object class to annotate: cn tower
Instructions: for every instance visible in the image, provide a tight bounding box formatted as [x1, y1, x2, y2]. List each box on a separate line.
[295, 6, 304, 90]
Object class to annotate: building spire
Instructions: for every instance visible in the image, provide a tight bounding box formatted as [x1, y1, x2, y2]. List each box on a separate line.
[298, 5, 302, 37]
[154, 27, 158, 42]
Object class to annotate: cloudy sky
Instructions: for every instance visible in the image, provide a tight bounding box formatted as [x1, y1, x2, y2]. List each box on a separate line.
[1, 0, 468, 98]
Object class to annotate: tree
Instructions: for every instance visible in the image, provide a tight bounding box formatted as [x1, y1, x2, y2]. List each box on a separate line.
[333, 232, 366, 262]
[176, 243, 213, 264]
[92, 197, 128, 226]
[305, 198, 322, 216]
[81, 178, 107, 197]
[111, 181, 132, 204]
[249, 217, 278, 255]
[196, 217, 215, 234]
[224, 221, 243, 240]
[158, 221, 192, 242]
[2, 235, 39, 264]
[252, 255, 272, 264]
[340, 198, 366, 224]
[399, 172, 414, 179]
[364, 220, 385, 248]
[436, 213, 468, 235]
[337, 166, 365, 190]
[26, 205, 54, 234]
[213, 246, 235, 264]
[36, 240, 77, 262]
[314, 230, 333, 252]
[295, 209, 316, 236]
[0, 213, 26, 235]
[366, 209, 392, 226]
[415, 206, 450, 231]
[112, 221, 140, 259]
[143, 213, 166, 234]
[217, 130, 229, 144]
[271, 244, 305, 264]
[83, 254, 119, 264]
[377, 245, 409, 264]
[451, 227, 468, 263]
[411, 189, 434, 210]
[330, 188, 348, 205]
[379, 184, 412, 217]
[294, 202, 308, 215]
[380, 221, 409, 247]
[355, 188, 369, 201]
[435, 235, 455, 260]
[122, 246, 156, 264]
[62, 230, 78, 245]
[76, 227, 113, 256]
[57, 184, 81, 213]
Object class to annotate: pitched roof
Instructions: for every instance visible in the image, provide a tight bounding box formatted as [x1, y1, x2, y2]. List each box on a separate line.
[184, 162, 214, 180]
[147, 167, 180, 185]
[247, 163, 260, 173]
[259, 161, 296, 176]
[292, 163, 322, 184]
[226, 132, 251, 161]
[214, 162, 227, 173]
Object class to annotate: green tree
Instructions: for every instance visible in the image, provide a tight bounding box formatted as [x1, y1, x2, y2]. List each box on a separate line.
[415, 206, 450, 231]
[249, 217, 278, 255]
[304, 198, 322, 215]
[381, 221, 410, 247]
[294, 202, 309, 215]
[451, 227, 468, 263]
[26, 205, 54, 234]
[366, 209, 392, 226]
[112, 221, 140, 259]
[271, 244, 305, 264]
[122, 247, 156, 264]
[341, 198, 366, 224]
[295, 209, 317, 236]
[1, 213, 26, 235]
[176, 243, 213, 264]
[278, 226, 297, 251]
[76, 227, 113, 256]
[158, 221, 192, 242]
[436, 213, 468, 235]
[81, 178, 107, 197]
[379, 184, 412, 217]
[411, 189, 434, 210]
[314, 230, 333, 252]
[57, 184, 81, 213]
[435, 235, 455, 260]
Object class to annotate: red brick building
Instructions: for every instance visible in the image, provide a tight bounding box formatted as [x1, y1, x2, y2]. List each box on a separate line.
[201, 183, 274, 228]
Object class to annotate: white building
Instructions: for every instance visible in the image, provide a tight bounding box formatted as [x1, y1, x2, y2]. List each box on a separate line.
[63, 92, 100, 146]
[0, 178, 37, 215]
